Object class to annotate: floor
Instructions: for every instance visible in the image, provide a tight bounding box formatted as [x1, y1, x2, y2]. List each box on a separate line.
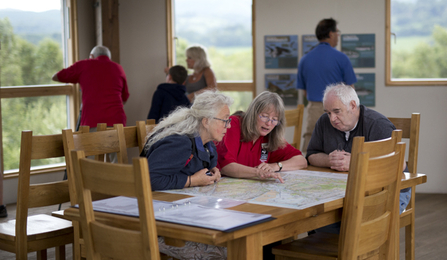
[0, 193, 446, 260]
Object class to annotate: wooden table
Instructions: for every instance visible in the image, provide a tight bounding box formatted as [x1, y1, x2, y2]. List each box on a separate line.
[64, 166, 427, 260]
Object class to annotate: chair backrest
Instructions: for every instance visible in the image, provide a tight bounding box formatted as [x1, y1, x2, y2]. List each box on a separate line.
[96, 121, 156, 153]
[62, 124, 128, 203]
[136, 120, 157, 153]
[387, 113, 420, 174]
[338, 130, 406, 259]
[71, 150, 160, 260]
[285, 104, 304, 150]
[16, 131, 72, 247]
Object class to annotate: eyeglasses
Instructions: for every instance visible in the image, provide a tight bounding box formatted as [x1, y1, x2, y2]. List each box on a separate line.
[258, 115, 279, 125]
[213, 117, 231, 128]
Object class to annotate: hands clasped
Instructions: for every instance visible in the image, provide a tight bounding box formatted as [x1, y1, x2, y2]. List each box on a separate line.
[255, 162, 284, 183]
[193, 167, 221, 186]
[328, 150, 351, 172]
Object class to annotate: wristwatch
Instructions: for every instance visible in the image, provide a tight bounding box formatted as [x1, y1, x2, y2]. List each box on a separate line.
[277, 162, 283, 172]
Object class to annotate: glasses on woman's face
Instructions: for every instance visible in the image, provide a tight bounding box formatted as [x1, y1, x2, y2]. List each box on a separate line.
[258, 115, 279, 126]
[213, 117, 231, 128]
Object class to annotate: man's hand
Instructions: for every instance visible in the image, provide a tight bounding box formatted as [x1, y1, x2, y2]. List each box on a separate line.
[328, 150, 351, 172]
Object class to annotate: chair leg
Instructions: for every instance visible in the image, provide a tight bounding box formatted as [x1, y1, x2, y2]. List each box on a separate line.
[56, 245, 66, 260]
[405, 217, 415, 260]
[36, 249, 48, 260]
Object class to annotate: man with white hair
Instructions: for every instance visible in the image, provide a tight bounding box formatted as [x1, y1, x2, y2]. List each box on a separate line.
[52, 45, 129, 128]
[307, 83, 411, 217]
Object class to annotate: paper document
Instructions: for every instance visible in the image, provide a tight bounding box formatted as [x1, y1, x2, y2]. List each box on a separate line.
[89, 196, 273, 232]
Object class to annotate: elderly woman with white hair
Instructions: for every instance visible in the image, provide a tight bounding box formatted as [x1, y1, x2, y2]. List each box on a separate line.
[184, 45, 217, 102]
[141, 91, 233, 191]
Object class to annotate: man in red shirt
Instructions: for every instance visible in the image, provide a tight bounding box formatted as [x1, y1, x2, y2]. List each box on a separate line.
[52, 45, 129, 128]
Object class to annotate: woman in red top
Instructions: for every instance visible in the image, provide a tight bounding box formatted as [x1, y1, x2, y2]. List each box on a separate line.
[217, 91, 307, 183]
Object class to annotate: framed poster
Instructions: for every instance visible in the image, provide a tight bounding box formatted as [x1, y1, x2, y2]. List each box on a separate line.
[265, 35, 298, 69]
[355, 73, 375, 107]
[302, 34, 319, 56]
[341, 34, 375, 68]
[265, 73, 298, 106]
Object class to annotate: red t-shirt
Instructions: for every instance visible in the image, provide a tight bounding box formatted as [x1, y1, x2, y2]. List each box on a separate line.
[216, 115, 302, 169]
[56, 56, 130, 127]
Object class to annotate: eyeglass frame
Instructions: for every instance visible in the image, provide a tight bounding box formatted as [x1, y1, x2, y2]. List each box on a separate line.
[212, 117, 232, 128]
[258, 115, 280, 126]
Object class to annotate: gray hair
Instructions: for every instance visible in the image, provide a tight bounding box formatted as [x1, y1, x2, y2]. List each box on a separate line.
[186, 46, 211, 72]
[240, 91, 286, 152]
[144, 91, 233, 150]
[323, 83, 360, 108]
[90, 46, 111, 59]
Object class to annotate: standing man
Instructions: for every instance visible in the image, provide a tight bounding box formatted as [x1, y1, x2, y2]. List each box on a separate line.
[52, 45, 129, 129]
[297, 18, 357, 153]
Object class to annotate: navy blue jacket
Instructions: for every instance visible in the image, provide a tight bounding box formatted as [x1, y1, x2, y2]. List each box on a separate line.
[147, 83, 191, 123]
[141, 135, 218, 191]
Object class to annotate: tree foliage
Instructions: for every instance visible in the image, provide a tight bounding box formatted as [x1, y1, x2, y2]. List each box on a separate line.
[1, 17, 66, 171]
[392, 25, 447, 78]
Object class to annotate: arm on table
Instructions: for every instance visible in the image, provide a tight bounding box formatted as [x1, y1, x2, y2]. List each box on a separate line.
[221, 162, 284, 183]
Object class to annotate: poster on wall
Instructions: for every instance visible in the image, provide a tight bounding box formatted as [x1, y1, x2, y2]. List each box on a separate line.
[265, 73, 298, 106]
[302, 35, 319, 56]
[341, 34, 375, 68]
[355, 73, 375, 107]
[265, 35, 298, 69]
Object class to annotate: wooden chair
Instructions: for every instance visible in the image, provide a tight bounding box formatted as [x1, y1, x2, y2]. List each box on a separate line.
[285, 104, 305, 150]
[137, 120, 157, 153]
[0, 131, 74, 260]
[70, 149, 160, 260]
[388, 113, 420, 260]
[62, 124, 129, 259]
[97, 121, 156, 153]
[272, 130, 406, 260]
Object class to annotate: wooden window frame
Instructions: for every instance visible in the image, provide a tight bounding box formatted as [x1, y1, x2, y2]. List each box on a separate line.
[385, 0, 447, 86]
[166, 0, 256, 97]
[0, 0, 80, 177]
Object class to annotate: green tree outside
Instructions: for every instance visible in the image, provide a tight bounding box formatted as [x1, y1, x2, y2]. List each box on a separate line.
[1, 17, 66, 171]
[392, 25, 447, 78]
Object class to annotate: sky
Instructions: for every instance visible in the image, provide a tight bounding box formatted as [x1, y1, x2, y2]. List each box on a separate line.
[0, 0, 60, 12]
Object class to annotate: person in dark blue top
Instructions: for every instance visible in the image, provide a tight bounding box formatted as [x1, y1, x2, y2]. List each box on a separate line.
[141, 91, 233, 191]
[147, 65, 191, 123]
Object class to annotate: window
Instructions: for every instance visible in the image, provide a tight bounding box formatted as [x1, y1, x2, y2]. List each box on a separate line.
[0, 0, 77, 175]
[386, 0, 447, 85]
[167, 0, 255, 112]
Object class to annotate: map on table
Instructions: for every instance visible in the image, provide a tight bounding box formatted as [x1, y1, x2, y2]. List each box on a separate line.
[163, 170, 348, 210]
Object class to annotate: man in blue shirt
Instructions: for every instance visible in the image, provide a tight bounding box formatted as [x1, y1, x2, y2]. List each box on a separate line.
[297, 18, 357, 153]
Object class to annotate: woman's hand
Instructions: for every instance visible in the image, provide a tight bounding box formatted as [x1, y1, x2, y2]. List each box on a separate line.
[190, 168, 220, 187]
[255, 163, 284, 183]
[209, 167, 222, 183]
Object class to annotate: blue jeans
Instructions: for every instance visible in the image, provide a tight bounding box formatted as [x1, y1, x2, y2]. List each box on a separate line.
[313, 188, 412, 234]
[399, 188, 412, 214]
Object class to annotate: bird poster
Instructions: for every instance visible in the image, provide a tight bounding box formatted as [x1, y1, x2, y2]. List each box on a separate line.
[341, 34, 375, 68]
[355, 73, 375, 107]
[265, 73, 298, 106]
[265, 35, 298, 69]
[302, 34, 319, 56]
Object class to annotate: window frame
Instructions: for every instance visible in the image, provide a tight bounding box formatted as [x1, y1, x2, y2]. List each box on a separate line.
[385, 0, 447, 86]
[165, 0, 256, 96]
[0, 0, 80, 178]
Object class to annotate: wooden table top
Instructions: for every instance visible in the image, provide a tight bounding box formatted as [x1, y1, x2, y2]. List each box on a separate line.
[64, 166, 427, 248]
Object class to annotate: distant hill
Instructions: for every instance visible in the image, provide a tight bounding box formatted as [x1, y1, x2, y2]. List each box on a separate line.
[0, 9, 62, 45]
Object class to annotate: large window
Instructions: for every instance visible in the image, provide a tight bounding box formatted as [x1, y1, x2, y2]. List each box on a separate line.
[0, 0, 77, 175]
[167, 0, 255, 113]
[386, 0, 447, 85]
